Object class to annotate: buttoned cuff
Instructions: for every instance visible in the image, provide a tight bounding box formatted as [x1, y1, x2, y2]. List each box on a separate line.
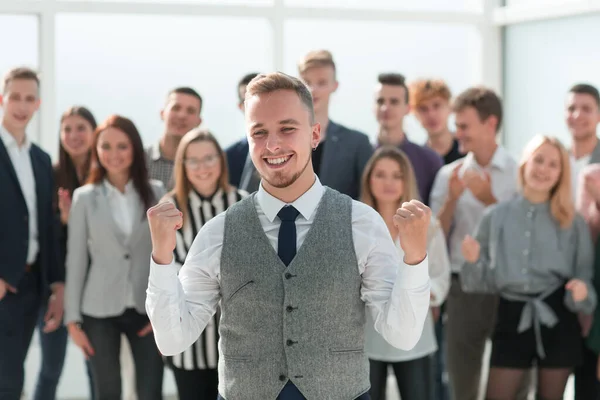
[149, 257, 180, 292]
[396, 255, 430, 289]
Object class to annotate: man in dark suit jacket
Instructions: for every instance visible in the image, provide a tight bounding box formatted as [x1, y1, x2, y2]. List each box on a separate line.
[226, 72, 260, 191]
[0, 67, 64, 398]
[296, 50, 373, 199]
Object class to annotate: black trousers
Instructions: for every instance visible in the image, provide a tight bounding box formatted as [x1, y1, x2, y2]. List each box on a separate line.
[575, 343, 600, 400]
[171, 366, 218, 400]
[369, 356, 435, 400]
[82, 309, 164, 400]
[0, 270, 41, 400]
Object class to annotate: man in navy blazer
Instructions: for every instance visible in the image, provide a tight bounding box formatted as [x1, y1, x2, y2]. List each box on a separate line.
[226, 72, 261, 191]
[0, 67, 64, 398]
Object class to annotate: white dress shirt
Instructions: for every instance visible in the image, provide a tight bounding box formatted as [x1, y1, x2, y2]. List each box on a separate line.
[430, 146, 518, 273]
[571, 153, 592, 200]
[365, 219, 450, 362]
[0, 126, 38, 264]
[146, 176, 431, 356]
[104, 179, 140, 307]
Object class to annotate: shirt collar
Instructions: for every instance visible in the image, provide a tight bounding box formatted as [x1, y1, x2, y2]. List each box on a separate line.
[148, 141, 162, 161]
[0, 125, 31, 151]
[103, 179, 134, 196]
[256, 175, 324, 223]
[463, 145, 510, 171]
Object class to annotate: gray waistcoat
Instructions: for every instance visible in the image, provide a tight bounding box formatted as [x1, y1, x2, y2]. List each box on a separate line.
[219, 187, 369, 400]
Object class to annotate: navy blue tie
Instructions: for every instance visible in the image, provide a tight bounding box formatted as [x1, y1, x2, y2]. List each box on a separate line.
[277, 205, 300, 267]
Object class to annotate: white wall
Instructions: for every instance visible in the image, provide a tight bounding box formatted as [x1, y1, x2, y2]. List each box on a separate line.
[282, 20, 482, 145]
[503, 13, 600, 158]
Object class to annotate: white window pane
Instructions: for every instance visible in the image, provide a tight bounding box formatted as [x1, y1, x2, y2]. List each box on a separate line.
[285, 0, 482, 12]
[0, 14, 39, 145]
[284, 20, 482, 145]
[503, 14, 600, 158]
[56, 14, 272, 151]
[504, 0, 580, 6]
[59, 0, 271, 4]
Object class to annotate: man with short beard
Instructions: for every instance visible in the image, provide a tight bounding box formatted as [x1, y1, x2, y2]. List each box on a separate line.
[146, 72, 432, 400]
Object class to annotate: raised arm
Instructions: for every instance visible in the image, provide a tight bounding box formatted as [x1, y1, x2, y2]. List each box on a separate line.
[145, 202, 222, 356]
[460, 207, 497, 293]
[427, 220, 451, 307]
[357, 201, 431, 351]
[431, 163, 464, 237]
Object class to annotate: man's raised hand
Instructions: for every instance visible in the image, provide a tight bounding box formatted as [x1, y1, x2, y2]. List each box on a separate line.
[147, 202, 183, 265]
[393, 199, 431, 265]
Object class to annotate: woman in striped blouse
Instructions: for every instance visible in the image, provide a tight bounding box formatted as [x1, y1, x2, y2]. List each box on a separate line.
[162, 127, 247, 400]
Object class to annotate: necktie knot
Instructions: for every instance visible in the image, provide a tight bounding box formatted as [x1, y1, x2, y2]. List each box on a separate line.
[278, 205, 300, 222]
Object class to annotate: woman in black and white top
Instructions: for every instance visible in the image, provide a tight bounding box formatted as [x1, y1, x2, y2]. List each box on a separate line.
[162, 127, 247, 400]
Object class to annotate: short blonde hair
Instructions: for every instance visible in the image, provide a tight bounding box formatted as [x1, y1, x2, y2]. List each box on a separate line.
[245, 72, 315, 123]
[360, 146, 420, 211]
[518, 135, 574, 228]
[409, 78, 452, 109]
[297, 50, 336, 76]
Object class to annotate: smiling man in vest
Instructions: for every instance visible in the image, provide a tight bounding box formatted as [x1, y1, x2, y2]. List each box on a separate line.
[145, 72, 431, 400]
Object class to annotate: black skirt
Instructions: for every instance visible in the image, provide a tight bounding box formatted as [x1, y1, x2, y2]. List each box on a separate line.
[490, 286, 583, 369]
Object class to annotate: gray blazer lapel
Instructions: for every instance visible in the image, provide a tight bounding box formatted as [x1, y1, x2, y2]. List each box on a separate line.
[94, 185, 128, 246]
[319, 121, 342, 184]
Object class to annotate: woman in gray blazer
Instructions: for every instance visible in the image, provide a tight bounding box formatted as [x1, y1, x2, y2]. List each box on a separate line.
[64, 115, 165, 400]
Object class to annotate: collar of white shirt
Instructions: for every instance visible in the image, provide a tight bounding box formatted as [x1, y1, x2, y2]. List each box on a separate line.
[463, 145, 511, 171]
[103, 178, 135, 196]
[0, 125, 32, 151]
[256, 175, 325, 223]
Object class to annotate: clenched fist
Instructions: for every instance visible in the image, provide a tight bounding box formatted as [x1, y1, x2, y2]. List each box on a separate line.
[393, 200, 431, 265]
[566, 278, 588, 303]
[461, 235, 480, 263]
[147, 202, 183, 265]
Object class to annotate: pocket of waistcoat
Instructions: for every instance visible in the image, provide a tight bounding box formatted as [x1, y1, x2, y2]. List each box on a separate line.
[223, 354, 253, 362]
[226, 280, 255, 302]
[329, 347, 364, 354]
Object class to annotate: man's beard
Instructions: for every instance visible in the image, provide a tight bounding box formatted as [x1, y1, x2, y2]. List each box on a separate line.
[260, 153, 311, 189]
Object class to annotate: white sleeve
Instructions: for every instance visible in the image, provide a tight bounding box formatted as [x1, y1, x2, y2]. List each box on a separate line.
[353, 202, 431, 350]
[145, 213, 224, 356]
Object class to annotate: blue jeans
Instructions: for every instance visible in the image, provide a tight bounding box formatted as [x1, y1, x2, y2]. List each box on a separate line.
[33, 302, 96, 400]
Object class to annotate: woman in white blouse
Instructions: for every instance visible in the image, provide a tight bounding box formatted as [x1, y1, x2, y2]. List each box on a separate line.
[64, 115, 165, 400]
[162, 128, 248, 400]
[361, 146, 450, 400]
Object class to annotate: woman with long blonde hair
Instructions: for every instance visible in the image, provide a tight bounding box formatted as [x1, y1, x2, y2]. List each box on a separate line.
[361, 146, 450, 400]
[161, 127, 247, 400]
[461, 135, 596, 399]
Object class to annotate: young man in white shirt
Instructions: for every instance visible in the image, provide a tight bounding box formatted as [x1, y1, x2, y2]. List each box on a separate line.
[0, 67, 64, 398]
[146, 72, 431, 400]
[430, 86, 523, 400]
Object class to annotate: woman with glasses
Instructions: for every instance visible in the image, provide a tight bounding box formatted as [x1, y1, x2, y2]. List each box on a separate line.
[161, 127, 247, 400]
